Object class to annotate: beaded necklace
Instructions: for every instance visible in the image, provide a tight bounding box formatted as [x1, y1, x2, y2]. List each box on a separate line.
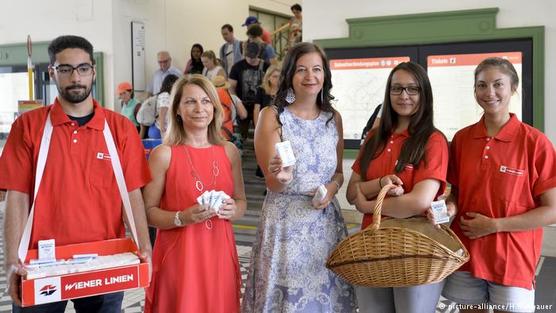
[184, 145, 220, 192]
[184, 145, 219, 230]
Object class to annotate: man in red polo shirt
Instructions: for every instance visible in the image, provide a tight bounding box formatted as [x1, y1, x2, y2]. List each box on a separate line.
[0, 35, 152, 312]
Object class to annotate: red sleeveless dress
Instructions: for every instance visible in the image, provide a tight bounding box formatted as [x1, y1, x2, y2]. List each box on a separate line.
[145, 144, 241, 313]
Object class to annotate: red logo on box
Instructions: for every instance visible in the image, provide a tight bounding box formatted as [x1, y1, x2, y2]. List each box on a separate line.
[40, 284, 57, 296]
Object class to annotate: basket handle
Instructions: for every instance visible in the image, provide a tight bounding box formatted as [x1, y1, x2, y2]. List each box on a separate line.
[369, 183, 397, 231]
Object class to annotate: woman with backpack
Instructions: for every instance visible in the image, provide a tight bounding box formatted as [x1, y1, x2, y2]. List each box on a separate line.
[137, 74, 180, 139]
[155, 74, 180, 138]
[211, 75, 247, 141]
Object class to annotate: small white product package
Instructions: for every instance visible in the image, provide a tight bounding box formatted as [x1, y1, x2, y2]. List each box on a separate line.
[207, 191, 216, 210]
[275, 141, 296, 167]
[38, 239, 56, 261]
[214, 191, 231, 214]
[197, 190, 231, 214]
[199, 191, 212, 209]
[312, 185, 327, 204]
[196, 194, 204, 206]
[431, 200, 450, 224]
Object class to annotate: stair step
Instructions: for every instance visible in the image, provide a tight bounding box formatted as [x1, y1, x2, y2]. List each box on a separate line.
[233, 215, 260, 227]
[232, 224, 258, 235]
[232, 131, 265, 246]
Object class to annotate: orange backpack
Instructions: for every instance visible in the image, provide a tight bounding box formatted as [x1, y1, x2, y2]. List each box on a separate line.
[217, 88, 234, 140]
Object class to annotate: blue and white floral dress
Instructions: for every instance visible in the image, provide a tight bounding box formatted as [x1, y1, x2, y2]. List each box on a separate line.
[242, 107, 356, 313]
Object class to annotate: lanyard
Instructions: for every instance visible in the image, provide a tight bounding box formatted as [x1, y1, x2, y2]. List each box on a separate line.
[18, 113, 138, 262]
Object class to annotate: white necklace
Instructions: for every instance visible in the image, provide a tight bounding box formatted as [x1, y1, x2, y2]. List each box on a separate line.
[184, 145, 220, 192]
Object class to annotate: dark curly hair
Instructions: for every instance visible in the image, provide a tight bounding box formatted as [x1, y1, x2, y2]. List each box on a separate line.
[48, 35, 95, 65]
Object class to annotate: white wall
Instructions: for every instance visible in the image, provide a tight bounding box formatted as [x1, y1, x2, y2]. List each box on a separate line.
[111, 0, 296, 109]
[303, 0, 556, 143]
[0, 0, 115, 105]
[0, 0, 296, 110]
[1, 0, 113, 49]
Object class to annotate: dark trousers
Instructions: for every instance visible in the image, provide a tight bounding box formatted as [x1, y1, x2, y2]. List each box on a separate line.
[238, 102, 255, 139]
[13, 292, 124, 313]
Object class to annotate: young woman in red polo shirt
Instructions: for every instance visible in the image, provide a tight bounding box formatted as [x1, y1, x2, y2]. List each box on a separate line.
[442, 57, 556, 313]
[346, 62, 449, 313]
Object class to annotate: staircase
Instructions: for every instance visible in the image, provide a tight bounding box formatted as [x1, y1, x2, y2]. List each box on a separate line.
[232, 137, 264, 246]
[231, 136, 361, 245]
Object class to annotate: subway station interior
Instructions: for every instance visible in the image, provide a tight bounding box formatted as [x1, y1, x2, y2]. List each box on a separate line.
[0, 0, 555, 312]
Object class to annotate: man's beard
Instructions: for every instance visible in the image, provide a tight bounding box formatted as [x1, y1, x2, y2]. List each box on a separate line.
[57, 84, 92, 104]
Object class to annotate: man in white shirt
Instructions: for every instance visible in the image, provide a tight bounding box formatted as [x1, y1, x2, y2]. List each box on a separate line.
[146, 51, 182, 96]
[219, 24, 243, 75]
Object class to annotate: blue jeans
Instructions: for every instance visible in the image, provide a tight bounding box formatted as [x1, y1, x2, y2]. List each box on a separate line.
[13, 292, 124, 313]
[356, 281, 445, 313]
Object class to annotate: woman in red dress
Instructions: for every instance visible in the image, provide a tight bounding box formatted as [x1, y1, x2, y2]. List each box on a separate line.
[143, 74, 246, 313]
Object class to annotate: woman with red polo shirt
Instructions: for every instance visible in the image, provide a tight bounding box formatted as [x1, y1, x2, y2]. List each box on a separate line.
[346, 62, 449, 313]
[442, 57, 556, 313]
[143, 75, 246, 312]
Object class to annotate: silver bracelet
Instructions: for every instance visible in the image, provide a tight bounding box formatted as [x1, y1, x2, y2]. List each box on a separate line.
[331, 180, 341, 190]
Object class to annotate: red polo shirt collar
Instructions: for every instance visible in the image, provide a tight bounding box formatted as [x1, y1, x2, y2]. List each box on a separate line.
[50, 98, 106, 130]
[471, 113, 520, 142]
[391, 128, 410, 139]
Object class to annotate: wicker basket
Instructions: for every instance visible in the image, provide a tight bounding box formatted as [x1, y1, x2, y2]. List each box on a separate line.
[327, 184, 469, 287]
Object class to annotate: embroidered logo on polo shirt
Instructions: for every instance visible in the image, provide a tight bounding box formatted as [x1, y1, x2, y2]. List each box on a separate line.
[96, 152, 111, 160]
[499, 165, 524, 176]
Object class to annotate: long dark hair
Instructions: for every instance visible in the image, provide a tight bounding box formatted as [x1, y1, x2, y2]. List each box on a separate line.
[360, 62, 442, 179]
[274, 42, 335, 125]
[191, 43, 204, 61]
[187, 43, 204, 74]
[158, 74, 178, 95]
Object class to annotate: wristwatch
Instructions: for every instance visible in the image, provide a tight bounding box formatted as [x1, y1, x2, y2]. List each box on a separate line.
[174, 211, 184, 227]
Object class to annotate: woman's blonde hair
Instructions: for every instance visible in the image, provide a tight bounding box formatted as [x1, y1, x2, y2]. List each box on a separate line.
[164, 74, 225, 146]
[262, 64, 281, 95]
[201, 50, 218, 66]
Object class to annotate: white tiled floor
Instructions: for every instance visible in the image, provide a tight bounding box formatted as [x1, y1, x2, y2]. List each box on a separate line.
[2, 200, 555, 312]
[0, 199, 253, 312]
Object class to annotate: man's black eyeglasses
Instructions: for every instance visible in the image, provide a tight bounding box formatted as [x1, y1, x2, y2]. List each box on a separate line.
[52, 63, 94, 77]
